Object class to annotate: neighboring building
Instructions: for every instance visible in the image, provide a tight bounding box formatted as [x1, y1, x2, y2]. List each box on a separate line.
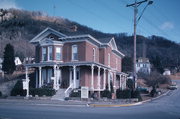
[15, 57, 22, 66]
[163, 69, 171, 75]
[136, 57, 151, 74]
[25, 27, 127, 98]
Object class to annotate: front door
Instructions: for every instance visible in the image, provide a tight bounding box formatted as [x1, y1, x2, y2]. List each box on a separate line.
[70, 68, 80, 88]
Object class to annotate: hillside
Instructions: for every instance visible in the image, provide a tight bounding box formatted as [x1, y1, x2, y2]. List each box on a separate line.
[0, 9, 180, 73]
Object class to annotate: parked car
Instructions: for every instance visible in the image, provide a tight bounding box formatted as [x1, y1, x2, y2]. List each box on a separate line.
[168, 84, 178, 90]
[137, 87, 149, 94]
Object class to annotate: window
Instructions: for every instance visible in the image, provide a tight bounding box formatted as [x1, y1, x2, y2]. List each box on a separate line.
[93, 48, 95, 62]
[48, 46, 53, 61]
[42, 47, 47, 61]
[72, 45, 78, 60]
[56, 47, 62, 61]
[108, 53, 110, 66]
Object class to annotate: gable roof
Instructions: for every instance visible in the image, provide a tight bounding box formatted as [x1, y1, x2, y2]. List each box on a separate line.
[98, 37, 113, 44]
[30, 27, 125, 58]
[30, 27, 67, 43]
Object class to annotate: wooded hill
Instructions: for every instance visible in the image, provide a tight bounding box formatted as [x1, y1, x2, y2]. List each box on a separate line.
[0, 9, 180, 73]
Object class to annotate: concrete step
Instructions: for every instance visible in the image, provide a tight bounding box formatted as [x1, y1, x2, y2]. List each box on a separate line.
[51, 89, 66, 100]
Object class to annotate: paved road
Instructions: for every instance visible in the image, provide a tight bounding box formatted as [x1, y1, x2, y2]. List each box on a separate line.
[0, 80, 180, 119]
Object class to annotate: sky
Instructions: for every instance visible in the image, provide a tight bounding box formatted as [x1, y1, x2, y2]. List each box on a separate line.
[0, 0, 180, 43]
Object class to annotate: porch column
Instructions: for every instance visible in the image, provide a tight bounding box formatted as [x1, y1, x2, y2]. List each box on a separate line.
[39, 67, 42, 88]
[53, 65, 57, 90]
[25, 67, 29, 97]
[119, 74, 122, 90]
[103, 68, 106, 90]
[73, 65, 76, 89]
[35, 68, 38, 88]
[91, 65, 94, 91]
[113, 72, 116, 89]
[97, 66, 101, 98]
[56, 66, 60, 90]
[97, 66, 101, 90]
[108, 70, 111, 91]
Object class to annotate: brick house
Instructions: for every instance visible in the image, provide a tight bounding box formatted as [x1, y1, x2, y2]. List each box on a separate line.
[25, 27, 127, 98]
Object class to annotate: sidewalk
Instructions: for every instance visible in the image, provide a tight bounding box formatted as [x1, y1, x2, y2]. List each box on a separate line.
[0, 89, 171, 108]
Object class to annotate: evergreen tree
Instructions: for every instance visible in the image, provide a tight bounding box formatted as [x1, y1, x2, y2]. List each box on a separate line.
[2, 44, 16, 74]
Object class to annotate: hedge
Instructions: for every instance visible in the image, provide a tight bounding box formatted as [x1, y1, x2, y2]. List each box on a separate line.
[0, 91, 2, 97]
[116, 89, 131, 99]
[11, 80, 55, 96]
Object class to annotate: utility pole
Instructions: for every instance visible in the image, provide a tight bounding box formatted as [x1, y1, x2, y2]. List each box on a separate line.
[126, 0, 153, 89]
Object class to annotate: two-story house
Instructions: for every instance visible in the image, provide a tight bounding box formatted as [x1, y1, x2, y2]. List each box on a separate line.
[136, 57, 151, 74]
[25, 27, 127, 98]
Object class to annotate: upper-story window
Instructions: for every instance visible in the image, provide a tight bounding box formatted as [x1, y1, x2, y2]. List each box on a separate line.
[56, 47, 62, 61]
[108, 53, 110, 66]
[48, 46, 53, 61]
[116, 58, 118, 69]
[93, 48, 95, 62]
[42, 47, 47, 61]
[72, 45, 78, 61]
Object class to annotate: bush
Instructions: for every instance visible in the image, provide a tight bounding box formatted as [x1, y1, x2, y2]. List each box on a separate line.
[101, 89, 112, 99]
[116, 89, 131, 99]
[30, 88, 56, 96]
[150, 86, 157, 97]
[132, 90, 142, 101]
[11, 80, 56, 97]
[0, 91, 2, 97]
[70, 90, 81, 97]
[11, 80, 26, 96]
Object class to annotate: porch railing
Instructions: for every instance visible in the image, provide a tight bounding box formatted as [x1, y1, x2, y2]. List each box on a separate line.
[64, 83, 73, 97]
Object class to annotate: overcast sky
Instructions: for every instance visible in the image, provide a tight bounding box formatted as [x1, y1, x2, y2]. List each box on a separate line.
[0, 0, 180, 43]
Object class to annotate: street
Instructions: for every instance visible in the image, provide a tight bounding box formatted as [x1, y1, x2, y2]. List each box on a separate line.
[0, 80, 180, 119]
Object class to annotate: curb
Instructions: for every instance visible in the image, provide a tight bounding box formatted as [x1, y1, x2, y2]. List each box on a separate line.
[88, 90, 171, 107]
[88, 102, 142, 107]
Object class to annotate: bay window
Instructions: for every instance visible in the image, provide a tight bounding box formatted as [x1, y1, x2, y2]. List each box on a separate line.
[56, 47, 62, 61]
[42, 47, 47, 61]
[48, 46, 53, 61]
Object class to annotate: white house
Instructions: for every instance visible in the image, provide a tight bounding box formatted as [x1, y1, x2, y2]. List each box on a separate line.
[163, 69, 171, 75]
[136, 57, 151, 74]
[14, 57, 22, 66]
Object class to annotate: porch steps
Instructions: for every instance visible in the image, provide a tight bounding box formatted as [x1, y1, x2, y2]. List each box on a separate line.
[51, 89, 66, 100]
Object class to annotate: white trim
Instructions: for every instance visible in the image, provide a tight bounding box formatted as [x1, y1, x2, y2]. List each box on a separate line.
[30, 27, 66, 43]
[48, 46, 53, 61]
[108, 53, 110, 67]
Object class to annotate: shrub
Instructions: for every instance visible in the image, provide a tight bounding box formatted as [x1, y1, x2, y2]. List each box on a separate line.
[132, 90, 142, 101]
[11, 80, 56, 97]
[101, 89, 112, 99]
[150, 86, 157, 97]
[11, 80, 26, 96]
[70, 90, 81, 97]
[30, 88, 56, 96]
[116, 89, 131, 99]
[0, 91, 2, 97]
